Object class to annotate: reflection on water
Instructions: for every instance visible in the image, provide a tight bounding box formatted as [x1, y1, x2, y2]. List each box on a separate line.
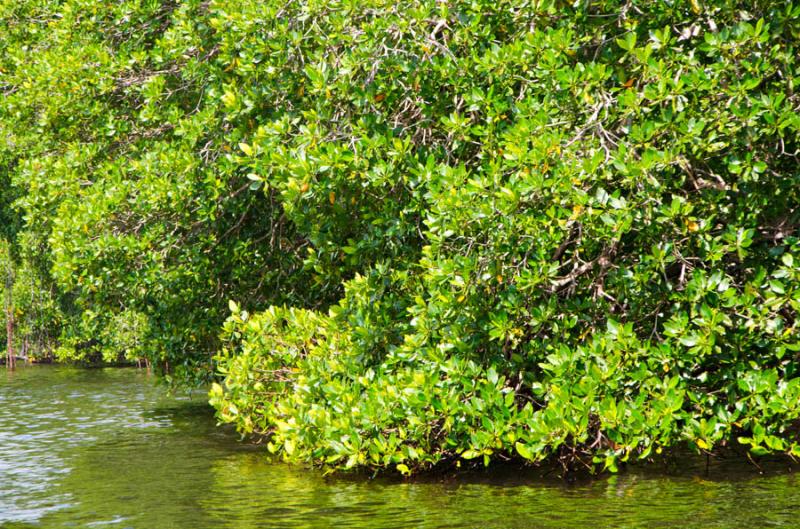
[1, 365, 799, 528]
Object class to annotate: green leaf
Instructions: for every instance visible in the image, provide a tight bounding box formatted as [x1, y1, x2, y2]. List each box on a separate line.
[239, 143, 254, 156]
[515, 442, 533, 460]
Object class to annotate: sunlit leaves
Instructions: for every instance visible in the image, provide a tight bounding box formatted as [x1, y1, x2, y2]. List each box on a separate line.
[3, 0, 800, 473]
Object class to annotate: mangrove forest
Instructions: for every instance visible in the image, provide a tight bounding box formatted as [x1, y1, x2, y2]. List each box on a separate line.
[2, 0, 800, 485]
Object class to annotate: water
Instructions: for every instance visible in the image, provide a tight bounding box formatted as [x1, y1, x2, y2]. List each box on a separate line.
[1, 365, 799, 529]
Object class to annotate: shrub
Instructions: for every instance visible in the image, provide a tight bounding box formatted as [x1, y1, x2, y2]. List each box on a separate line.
[212, 0, 800, 473]
[3, 0, 800, 473]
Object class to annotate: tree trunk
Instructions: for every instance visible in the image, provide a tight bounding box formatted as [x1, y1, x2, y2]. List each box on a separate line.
[6, 308, 14, 369]
[5, 257, 13, 369]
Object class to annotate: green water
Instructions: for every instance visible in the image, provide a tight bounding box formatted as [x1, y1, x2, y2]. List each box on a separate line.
[1, 365, 799, 528]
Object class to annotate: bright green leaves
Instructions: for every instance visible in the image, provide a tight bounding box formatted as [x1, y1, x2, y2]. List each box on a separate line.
[514, 442, 534, 461]
[238, 143, 254, 157]
[4, 0, 800, 474]
[616, 32, 637, 53]
[203, 0, 800, 476]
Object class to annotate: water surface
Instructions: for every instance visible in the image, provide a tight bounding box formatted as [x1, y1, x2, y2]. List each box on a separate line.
[1, 365, 798, 528]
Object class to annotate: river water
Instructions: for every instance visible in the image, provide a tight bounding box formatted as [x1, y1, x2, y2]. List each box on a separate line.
[1, 365, 799, 528]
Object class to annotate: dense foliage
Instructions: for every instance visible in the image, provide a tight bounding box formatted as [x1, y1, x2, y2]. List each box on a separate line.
[1, 240, 62, 359]
[1, 0, 370, 372]
[3, 0, 800, 473]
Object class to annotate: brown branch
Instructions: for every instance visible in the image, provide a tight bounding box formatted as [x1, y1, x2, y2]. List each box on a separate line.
[549, 241, 618, 292]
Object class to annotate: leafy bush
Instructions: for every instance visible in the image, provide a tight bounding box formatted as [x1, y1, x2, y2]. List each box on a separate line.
[211, 0, 800, 473]
[2, 0, 400, 375]
[0, 238, 62, 360]
[3, 0, 800, 472]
